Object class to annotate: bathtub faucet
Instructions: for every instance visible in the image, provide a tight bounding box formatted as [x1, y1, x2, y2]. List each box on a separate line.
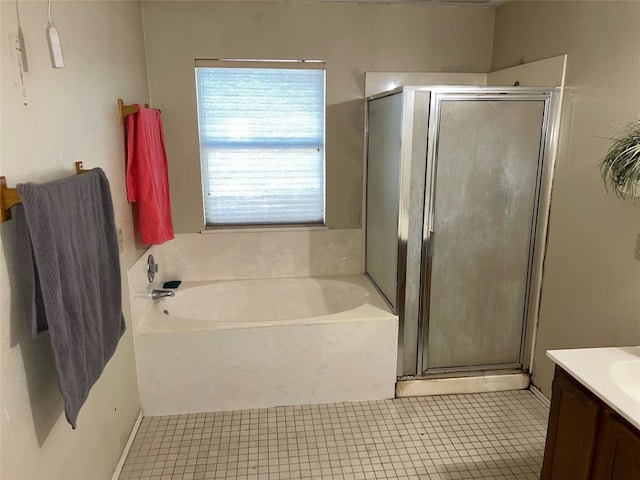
[150, 289, 175, 300]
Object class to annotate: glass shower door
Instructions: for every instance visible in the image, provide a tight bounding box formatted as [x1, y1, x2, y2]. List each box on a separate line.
[423, 97, 547, 372]
[365, 92, 404, 311]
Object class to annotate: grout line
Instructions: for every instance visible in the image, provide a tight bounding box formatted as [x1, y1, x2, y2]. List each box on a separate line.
[118, 392, 550, 480]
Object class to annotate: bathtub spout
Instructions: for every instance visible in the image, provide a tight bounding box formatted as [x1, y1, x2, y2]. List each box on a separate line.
[150, 289, 175, 300]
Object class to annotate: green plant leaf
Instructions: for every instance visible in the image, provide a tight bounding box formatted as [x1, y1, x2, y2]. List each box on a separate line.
[600, 119, 640, 199]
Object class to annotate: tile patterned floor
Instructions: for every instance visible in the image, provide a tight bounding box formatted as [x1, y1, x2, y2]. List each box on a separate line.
[119, 390, 549, 480]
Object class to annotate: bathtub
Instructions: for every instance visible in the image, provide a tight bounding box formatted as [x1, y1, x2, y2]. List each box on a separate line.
[134, 275, 398, 416]
[139, 277, 373, 333]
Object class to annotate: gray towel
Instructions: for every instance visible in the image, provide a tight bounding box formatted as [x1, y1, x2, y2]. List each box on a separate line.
[15, 168, 125, 429]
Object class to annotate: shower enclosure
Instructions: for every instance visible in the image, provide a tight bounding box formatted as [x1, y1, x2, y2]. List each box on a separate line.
[365, 86, 559, 379]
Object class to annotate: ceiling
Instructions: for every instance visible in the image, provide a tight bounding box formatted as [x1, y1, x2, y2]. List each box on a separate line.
[157, 0, 507, 6]
[311, 0, 507, 6]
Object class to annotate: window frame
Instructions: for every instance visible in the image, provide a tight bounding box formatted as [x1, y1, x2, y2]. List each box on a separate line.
[194, 58, 327, 230]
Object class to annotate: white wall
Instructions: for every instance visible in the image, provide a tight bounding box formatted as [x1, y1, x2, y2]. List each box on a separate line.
[141, 0, 495, 232]
[492, 1, 640, 397]
[0, 1, 149, 478]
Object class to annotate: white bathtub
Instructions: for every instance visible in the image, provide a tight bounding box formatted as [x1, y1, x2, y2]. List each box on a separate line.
[134, 275, 398, 416]
[145, 277, 371, 331]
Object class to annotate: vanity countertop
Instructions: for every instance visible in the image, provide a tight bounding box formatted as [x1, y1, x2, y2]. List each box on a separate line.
[547, 346, 640, 431]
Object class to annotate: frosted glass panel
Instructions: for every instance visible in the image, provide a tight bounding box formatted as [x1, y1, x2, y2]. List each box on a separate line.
[427, 100, 545, 369]
[366, 93, 403, 309]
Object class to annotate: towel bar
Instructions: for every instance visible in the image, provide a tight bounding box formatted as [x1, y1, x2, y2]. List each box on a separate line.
[118, 98, 161, 124]
[0, 162, 90, 222]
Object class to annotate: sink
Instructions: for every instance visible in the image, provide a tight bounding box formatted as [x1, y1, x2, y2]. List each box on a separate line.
[609, 360, 640, 402]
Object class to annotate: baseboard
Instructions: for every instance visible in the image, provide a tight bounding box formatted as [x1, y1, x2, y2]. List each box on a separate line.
[112, 410, 143, 480]
[529, 384, 551, 408]
[396, 372, 530, 397]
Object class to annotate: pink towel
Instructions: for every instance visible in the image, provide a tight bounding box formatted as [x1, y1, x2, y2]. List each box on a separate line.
[126, 105, 175, 245]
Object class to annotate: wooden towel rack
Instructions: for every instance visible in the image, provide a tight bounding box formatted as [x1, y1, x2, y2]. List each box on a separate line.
[0, 162, 90, 223]
[118, 98, 160, 124]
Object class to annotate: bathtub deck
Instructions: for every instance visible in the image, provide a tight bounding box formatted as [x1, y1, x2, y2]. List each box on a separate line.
[119, 390, 548, 480]
[134, 275, 399, 416]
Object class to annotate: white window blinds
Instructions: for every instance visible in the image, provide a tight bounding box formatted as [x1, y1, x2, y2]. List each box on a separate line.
[195, 60, 326, 227]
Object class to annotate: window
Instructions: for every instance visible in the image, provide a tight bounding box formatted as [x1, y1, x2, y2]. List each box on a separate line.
[195, 59, 326, 227]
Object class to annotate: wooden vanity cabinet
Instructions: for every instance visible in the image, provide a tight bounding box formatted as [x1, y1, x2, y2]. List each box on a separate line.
[541, 365, 640, 480]
[541, 365, 601, 479]
[591, 409, 640, 479]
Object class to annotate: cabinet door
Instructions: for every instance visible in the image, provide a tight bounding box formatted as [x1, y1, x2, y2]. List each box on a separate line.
[541, 366, 601, 480]
[591, 409, 640, 480]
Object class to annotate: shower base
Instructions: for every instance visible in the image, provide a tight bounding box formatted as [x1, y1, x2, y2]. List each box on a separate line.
[395, 372, 530, 397]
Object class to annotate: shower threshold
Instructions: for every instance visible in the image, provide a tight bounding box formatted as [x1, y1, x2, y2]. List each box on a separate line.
[395, 370, 530, 397]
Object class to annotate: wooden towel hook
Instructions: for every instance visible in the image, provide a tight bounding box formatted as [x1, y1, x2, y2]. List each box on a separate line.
[118, 98, 157, 124]
[0, 176, 21, 223]
[75, 161, 89, 174]
[0, 162, 91, 222]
